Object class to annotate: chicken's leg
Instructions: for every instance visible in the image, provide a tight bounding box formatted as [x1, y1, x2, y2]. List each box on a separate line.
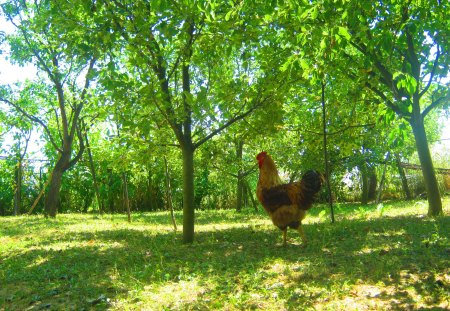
[282, 229, 287, 246]
[297, 225, 307, 247]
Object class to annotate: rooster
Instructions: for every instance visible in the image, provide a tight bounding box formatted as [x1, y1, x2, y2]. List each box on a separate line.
[256, 151, 324, 246]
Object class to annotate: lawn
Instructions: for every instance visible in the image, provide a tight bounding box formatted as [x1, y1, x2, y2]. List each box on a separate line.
[1, 198, 449, 310]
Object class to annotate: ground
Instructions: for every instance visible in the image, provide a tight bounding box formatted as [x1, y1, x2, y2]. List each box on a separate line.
[0, 198, 449, 310]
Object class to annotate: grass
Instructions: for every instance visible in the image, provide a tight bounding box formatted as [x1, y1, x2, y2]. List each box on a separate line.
[1, 198, 449, 310]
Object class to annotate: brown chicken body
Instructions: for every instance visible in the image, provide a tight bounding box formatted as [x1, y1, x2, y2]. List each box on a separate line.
[256, 151, 324, 246]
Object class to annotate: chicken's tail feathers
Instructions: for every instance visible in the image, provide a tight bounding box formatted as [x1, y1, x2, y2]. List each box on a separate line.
[301, 170, 325, 194]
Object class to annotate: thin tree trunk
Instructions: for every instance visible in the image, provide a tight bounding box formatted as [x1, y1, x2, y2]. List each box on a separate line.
[236, 176, 244, 212]
[107, 168, 115, 214]
[40, 167, 45, 209]
[123, 172, 131, 222]
[321, 82, 335, 223]
[396, 153, 412, 200]
[409, 116, 442, 215]
[376, 152, 390, 204]
[14, 134, 30, 216]
[236, 140, 244, 212]
[360, 162, 369, 205]
[242, 179, 248, 208]
[147, 169, 153, 211]
[368, 167, 377, 201]
[14, 160, 22, 216]
[164, 157, 177, 232]
[245, 180, 258, 212]
[182, 145, 195, 243]
[83, 122, 103, 214]
[180, 38, 196, 243]
[28, 171, 52, 215]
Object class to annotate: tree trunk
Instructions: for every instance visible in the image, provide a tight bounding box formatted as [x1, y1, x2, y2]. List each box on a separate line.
[242, 180, 248, 208]
[409, 116, 442, 215]
[396, 153, 412, 200]
[376, 152, 390, 204]
[408, 30, 442, 216]
[321, 82, 335, 222]
[123, 172, 131, 222]
[368, 166, 377, 201]
[360, 162, 369, 205]
[236, 140, 244, 212]
[182, 145, 195, 243]
[14, 160, 23, 216]
[107, 168, 115, 214]
[29, 169, 51, 215]
[45, 160, 66, 217]
[245, 180, 258, 211]
[44, 127, 84, 216]
[236, 176, 244, 212]
[147, 169, 153, 211]
[83, 125, 103, 214]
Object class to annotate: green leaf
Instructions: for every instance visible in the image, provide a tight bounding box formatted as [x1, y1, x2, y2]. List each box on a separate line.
[405, 76, 417, 95]
[337, 26, 351, 40]
[300, 58, 310, 70]
[225, 10, 233, 21]
[310, 7, 318, 20]
[342, 10, 348, 20]
[280, 61, 290, 72]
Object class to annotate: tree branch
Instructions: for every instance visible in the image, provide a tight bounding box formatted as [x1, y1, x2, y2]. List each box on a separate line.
[212, 164, 257, 179]
[295, 123, 375, 136]
[193, 94, 270, 150]
[405, 29, 420, 81]
[0, 97, 62, 152]
[419, 45, 441, 98]
[422, 92, 450, 118]
[364, 81, 408, 117]
[339, 54, 407, 118]
[69, 57, 96, 140]
[348, 39, 407, 101]
[67, 124, 85, 170]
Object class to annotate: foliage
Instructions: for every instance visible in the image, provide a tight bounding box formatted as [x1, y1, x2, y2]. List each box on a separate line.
[0, 160, 14, 215]
[0, 0, 449, 221]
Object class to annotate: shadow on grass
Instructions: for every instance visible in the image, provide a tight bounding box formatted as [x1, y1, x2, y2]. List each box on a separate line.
[1, 211, 449, 310]
[0, 216, 82, 237]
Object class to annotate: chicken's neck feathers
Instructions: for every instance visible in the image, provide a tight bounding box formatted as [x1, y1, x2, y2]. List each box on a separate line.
[259, 171, 282, 188]
[258, 159, 283, 188]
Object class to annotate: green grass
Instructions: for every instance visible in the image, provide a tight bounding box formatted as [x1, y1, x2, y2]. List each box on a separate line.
[1, 198, 449, 310]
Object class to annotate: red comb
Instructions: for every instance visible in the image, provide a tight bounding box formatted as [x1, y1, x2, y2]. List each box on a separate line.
[256, 151, 267, 160]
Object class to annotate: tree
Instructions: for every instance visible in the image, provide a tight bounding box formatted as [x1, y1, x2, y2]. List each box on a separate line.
[1, 1, 99, 216]
[329, 0, 449, 215]
[0, 101, 34, 215]
[278, 0, 448, 215]
[94, 1, 287, 242]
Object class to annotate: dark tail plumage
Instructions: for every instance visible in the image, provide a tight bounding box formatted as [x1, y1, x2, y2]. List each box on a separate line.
[301, 170, 325, 195]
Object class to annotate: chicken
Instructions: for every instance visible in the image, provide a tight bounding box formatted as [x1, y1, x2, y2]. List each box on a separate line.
[256, 151, 324, 246]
